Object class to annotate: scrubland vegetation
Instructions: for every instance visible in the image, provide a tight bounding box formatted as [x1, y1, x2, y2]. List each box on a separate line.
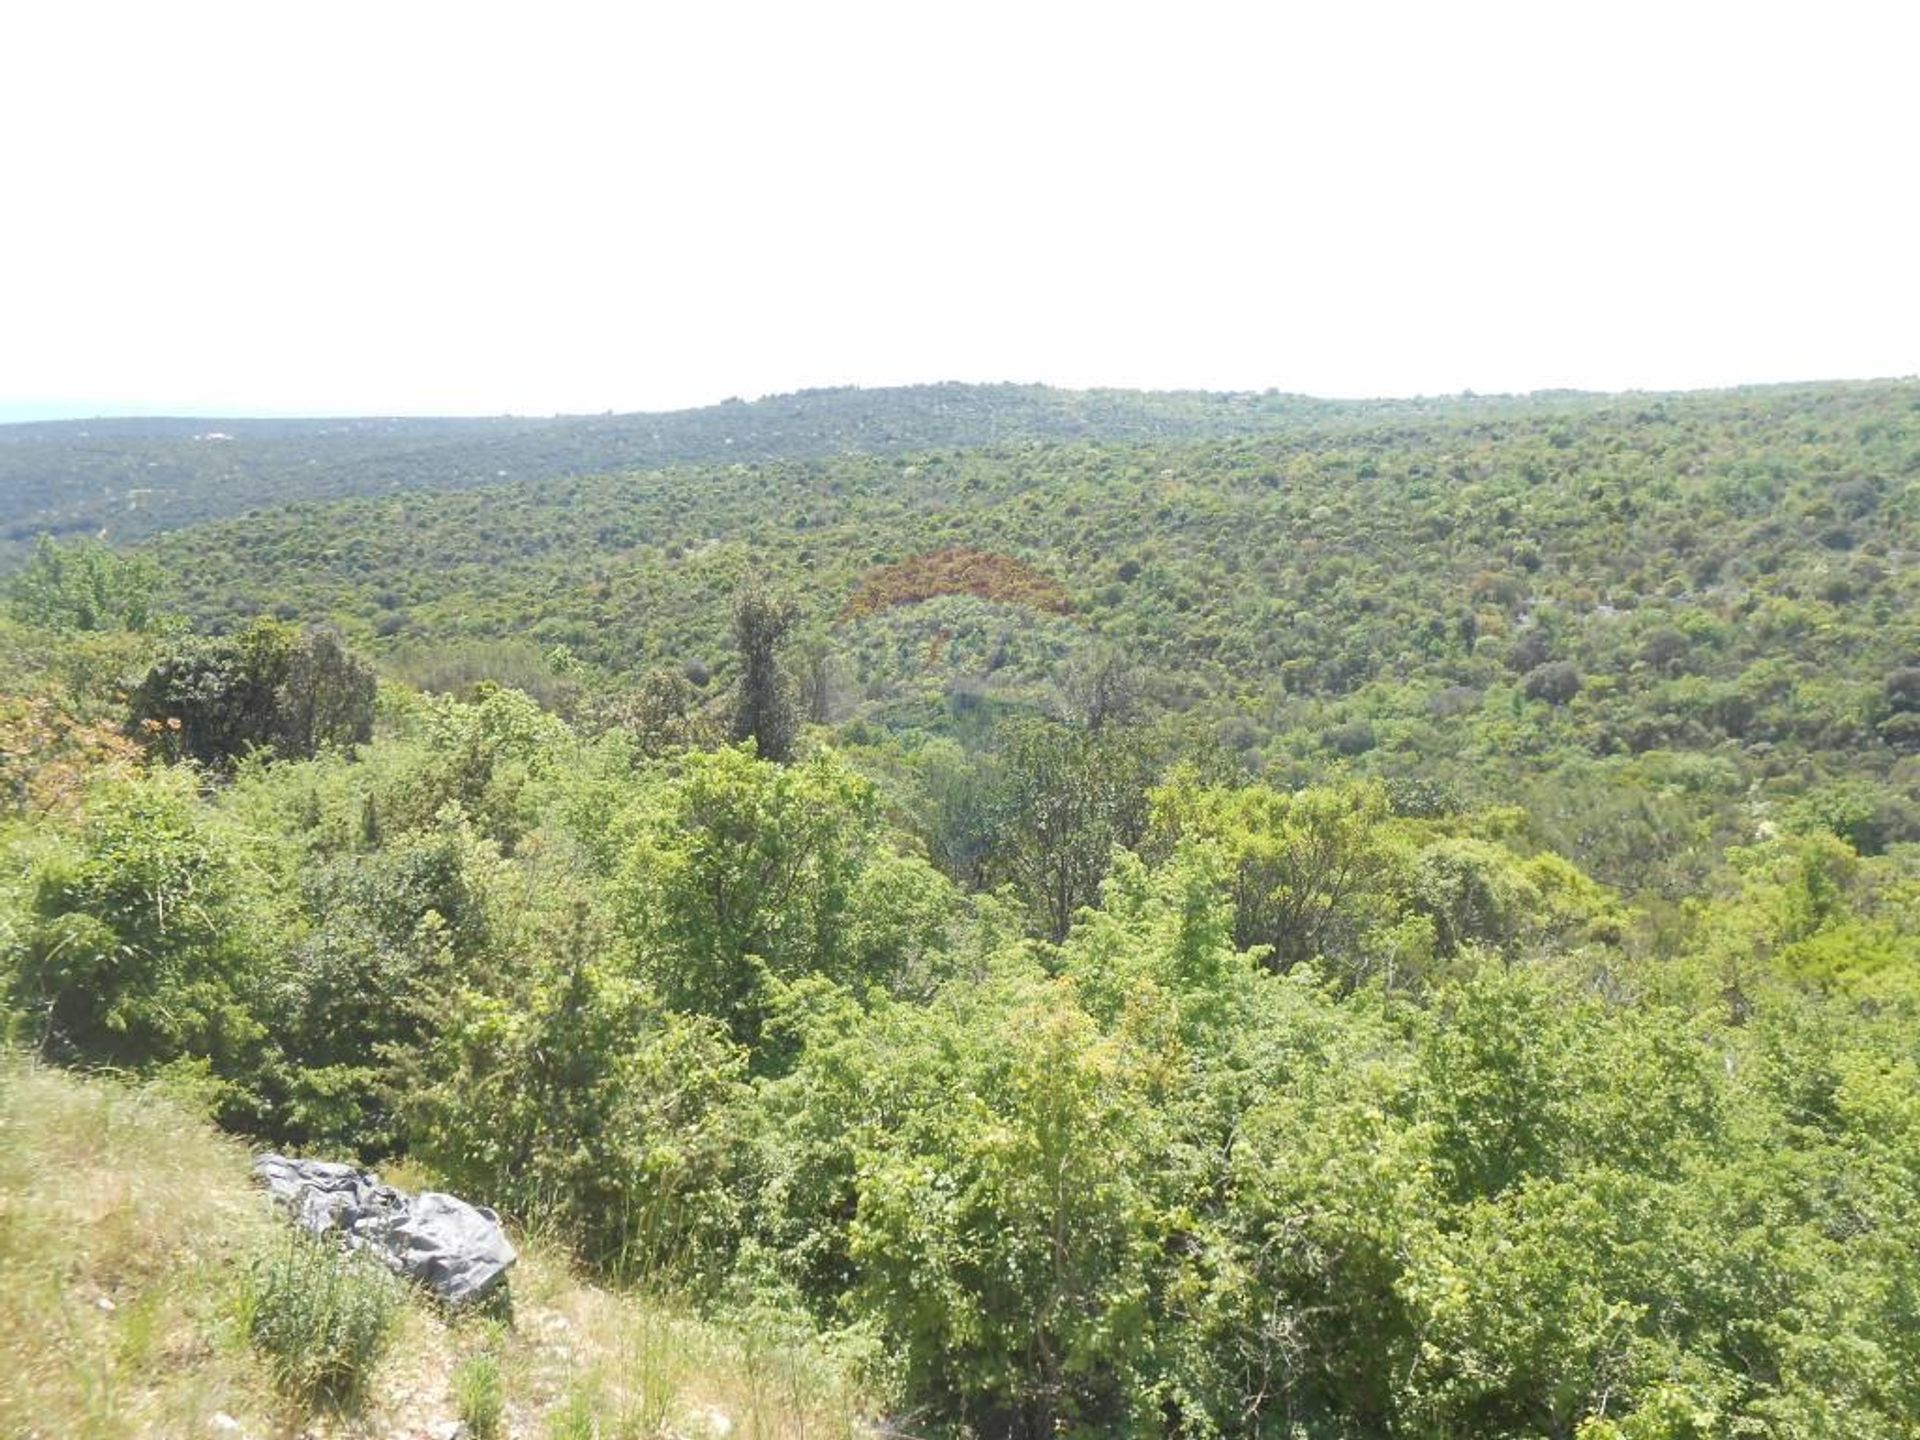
[3, 378, 1920, 1436]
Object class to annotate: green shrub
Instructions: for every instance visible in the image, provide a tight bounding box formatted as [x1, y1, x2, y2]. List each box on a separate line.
[453, 1350, 506, 1439]
[236, 1232, 401, 1408]
[545, 1387, 596, 1440]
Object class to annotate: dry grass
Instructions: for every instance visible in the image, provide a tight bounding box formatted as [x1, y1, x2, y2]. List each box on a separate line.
[0, 1058, 276, 1438]
[0, 1058, 865, 1439]
[500, 1247, 864, 1440]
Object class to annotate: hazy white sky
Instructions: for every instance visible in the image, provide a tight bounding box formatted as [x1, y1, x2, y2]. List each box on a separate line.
[3, 0, 1915, 419]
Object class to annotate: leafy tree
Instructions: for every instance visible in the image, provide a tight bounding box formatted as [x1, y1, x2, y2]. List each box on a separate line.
[129, 620, 374, 767]
[1060, 643, 1144, 731]
[991, 719, 1158, 943]
[1151, 776, 1401, 977]
[278, 628, 379, 758]
[402, 909, 748, 1277]
[1522, 660, 1584, 705]
[1184, 1050, 1432, 1435]
[909, 737, 1003, 891]
[1884, 665, 1920, 715]
[1421, 965, 1576, 1199]
[792, 628, 853, 725]
[398, 683, 571, 846]
[614, 746, 955, 1055]
[255, 827, 481, 1151]
[849, 973, 1164, 1436]
[598, 667, 719, 756]
[7, 535, 163, 632]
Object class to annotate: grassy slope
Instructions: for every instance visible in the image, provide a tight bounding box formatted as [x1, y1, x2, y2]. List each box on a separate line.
[0, 1059, 858, 1439]
[0, 1061, 276, 1437]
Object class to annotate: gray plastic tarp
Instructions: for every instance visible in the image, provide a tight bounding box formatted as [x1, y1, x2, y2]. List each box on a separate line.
[253, 1153, 517, 1307]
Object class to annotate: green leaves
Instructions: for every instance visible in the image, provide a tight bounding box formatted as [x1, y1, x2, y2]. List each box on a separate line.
[990, 718, 1158, 943]
[403, 935, 749, 1280]
[7, 766, 265, 1072]
[848, 976, 1165, 1436]
[7, 535, 164, 634]
[615, 745, 955, 1054]
[1150, 774, 1400, 975]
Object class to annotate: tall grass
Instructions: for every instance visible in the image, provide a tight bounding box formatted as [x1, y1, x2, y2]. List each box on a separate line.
[452, 1347, 507, 1438]
[235, 1231, 401, 1408]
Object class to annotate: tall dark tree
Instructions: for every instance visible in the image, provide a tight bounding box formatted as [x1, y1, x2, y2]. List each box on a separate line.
[277, 629, 379, 759]
[729, 583, 800, 763]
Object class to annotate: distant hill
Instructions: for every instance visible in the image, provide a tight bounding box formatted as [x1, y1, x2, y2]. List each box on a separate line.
[0, 382, 1594, 550]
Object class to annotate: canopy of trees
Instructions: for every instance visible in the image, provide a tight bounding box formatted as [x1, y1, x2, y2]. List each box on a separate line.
[3, 378, 1920, 1437]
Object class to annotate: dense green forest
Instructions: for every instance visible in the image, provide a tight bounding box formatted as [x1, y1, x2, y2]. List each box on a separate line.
[0, 382, 1507, 551]
[144, 379, 1920, 894]
[4, 378, 1920, 1437]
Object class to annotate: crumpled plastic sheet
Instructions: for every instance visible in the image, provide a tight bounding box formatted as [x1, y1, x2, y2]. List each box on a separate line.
[253, 1153, 517, 1307]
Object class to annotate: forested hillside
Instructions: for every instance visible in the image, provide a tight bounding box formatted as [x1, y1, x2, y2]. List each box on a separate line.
[0, 382, 1487, 549]
[143, 379, 1920, 893]
[4, 377, 1920, 1438]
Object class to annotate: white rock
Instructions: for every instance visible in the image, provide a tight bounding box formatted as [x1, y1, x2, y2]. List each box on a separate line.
[209, 1415, 242, 1435]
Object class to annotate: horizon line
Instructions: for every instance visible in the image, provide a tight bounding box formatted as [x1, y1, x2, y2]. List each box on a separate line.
[3, 372, 1916, 428]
